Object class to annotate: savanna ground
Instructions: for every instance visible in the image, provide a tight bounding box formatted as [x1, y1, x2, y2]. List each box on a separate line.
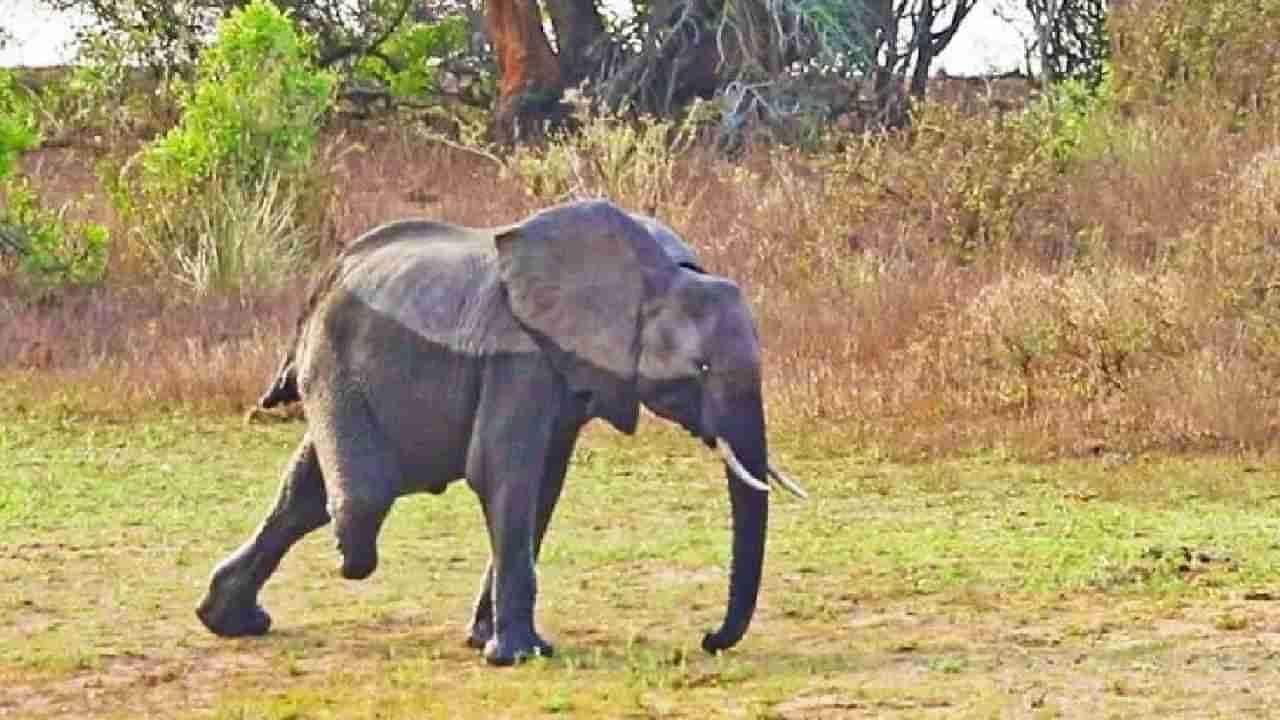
[4, 412, 1280, 719]
[8, 2, 1280, 716]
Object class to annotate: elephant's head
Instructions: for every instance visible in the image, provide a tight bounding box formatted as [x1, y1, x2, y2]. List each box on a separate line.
[496, 199, 805, 653]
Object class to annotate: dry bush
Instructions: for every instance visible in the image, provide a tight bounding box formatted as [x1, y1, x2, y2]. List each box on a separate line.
[0, 286, 294, 416]
[10, 2, 1280, 459]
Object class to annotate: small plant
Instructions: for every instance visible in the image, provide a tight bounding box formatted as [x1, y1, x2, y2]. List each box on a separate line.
[1019, 66, 1116, 168]
[967, 271, 1064, 409]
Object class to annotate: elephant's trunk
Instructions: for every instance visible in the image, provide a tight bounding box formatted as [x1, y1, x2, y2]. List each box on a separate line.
[702, 393, 769, 654]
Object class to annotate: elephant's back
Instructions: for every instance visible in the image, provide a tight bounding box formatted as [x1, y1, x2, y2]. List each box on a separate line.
[321, 222, 536, 358]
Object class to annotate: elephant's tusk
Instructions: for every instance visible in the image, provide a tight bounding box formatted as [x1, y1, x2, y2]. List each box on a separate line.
[716, 439, 770, 493]
[768, 467, 809, 500]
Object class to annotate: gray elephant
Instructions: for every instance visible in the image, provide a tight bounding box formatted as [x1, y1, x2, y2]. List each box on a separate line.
[196, 200, 805, 665]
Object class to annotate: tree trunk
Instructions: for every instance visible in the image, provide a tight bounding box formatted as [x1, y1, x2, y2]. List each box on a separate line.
[909, 1, 936, 98]
[484, 0, 563, 141]
[869, 0, 908, 127]
[544, 0, 606, 87]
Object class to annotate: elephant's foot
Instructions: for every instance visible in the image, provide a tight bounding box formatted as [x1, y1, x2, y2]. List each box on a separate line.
[483, 630, 554, 666]
[334, 507, 387, 580]
[466, 617, 494, 650]
[337, 541, 378, 580]
[196, 593, 272, 637]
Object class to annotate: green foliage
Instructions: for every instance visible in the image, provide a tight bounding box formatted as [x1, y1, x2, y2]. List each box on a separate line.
[0, 70, 109, 289]
[352, 17, 467, 99]
[113, 0, 335, 293]
[137, 0, 336, 192]
[1019, 65, 1115, 167]
[0, 70, 39, 179]
[1, 181, 110, 288]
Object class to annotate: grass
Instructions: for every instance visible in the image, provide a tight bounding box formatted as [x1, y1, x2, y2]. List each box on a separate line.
[4, 414, 1280, 718]
[8, 12, 1280, 714]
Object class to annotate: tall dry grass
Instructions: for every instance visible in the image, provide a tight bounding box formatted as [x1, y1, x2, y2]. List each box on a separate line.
[6, 23, 1280, 458]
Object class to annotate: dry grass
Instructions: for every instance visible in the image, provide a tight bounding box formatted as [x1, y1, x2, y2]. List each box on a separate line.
[6, 55, 1280, 457]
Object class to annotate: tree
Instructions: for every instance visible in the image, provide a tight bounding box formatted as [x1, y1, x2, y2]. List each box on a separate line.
[483, 0, 601, 140]
[482, 0, 982, 138]
[40, 0, 421, 71]
[1031, 0, 1107, 85]
[866, 0, 978, 126]
[995, 0, 1109, 86]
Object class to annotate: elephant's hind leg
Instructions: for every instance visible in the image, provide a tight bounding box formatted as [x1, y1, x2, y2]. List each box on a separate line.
[312, 397, 402, 581]
[198, 435, 330, 637]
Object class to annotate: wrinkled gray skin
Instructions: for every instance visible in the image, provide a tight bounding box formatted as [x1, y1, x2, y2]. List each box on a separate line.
[196, 200, 787, 665]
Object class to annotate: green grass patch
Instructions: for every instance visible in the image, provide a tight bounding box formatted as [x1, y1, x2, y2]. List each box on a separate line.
[4, 415, 1280, 717]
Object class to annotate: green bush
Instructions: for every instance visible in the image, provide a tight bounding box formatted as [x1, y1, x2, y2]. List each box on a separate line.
[136, 0, 336, 193]
[352, 17, 467, 100]
[1019, 67, 1116, 168]
[2, 181, 110, 287]
[0, 71, 38, 179]
[0, 70, 109, 289]
[113, 0, 336, 293]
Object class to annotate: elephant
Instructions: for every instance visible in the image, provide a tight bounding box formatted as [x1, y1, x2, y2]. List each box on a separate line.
[195, 199, 806, 665]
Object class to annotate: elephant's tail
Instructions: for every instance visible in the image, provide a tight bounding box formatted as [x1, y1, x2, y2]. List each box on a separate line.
[258, 352, 299, 409]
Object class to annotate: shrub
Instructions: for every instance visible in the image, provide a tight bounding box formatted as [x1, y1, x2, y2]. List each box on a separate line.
[135, 0, 335, 192]
[825, 101, 1058, 262]
[1, 182, 110, 288]
[1019, 67, 1116, 168]
[957, 268, 1191, 410]
[504, 109, 695, 212]
[0, 71, 38, 179]
[112, 0, 336, 293]
[0, 70, 109, 289]
[1111, 0, 1280, 118]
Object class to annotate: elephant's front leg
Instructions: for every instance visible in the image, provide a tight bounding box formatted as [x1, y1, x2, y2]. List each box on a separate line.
[467, 424, 579, 651]
[477, 484, 550, 665]
[466, 358, 565, 666]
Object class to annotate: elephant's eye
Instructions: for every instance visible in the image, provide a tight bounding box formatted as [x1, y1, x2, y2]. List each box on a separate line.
[698, 361, 711, 375]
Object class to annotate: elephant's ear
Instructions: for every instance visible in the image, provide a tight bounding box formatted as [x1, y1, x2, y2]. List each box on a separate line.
[495, 200, 674, 434]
